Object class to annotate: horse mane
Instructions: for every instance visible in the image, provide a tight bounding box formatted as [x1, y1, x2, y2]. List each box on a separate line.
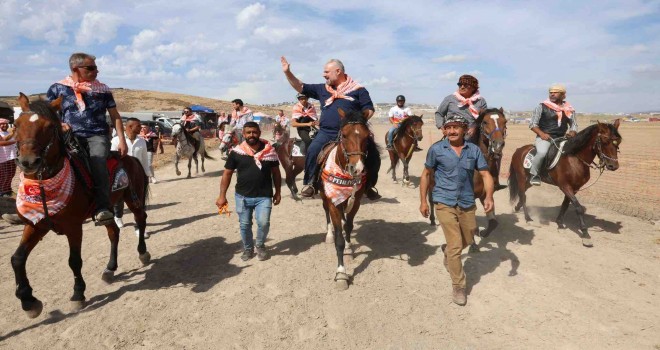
[563, 123, 621, 155]
[394, 115, 423, 141]
[340, 110, 367, 127]
[29, 100, 61, 124]
[470, 108, 502, 144]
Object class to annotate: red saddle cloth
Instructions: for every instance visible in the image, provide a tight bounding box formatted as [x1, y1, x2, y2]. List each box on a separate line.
[69, 154, 121, 191]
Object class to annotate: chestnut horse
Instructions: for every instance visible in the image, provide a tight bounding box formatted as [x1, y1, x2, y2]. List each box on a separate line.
[385, 115, 424, 186]
[273, 122, 305, 200]
[429, 108, 507, 240]
[318, 108, 371, 291]
[11, 93, 150, 318]
[508, 120, 622, 247]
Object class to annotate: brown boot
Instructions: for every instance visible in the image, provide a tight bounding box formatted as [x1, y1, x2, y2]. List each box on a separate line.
[452, 286, 467, 306]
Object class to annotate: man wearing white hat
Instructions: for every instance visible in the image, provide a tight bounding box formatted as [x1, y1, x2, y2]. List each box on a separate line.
[528, 84, 578, 185]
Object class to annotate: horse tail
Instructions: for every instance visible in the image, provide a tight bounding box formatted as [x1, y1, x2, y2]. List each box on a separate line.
[203, 151, 215, 160]
[143, 171, 150, 206]
[508, 159, 519, 204]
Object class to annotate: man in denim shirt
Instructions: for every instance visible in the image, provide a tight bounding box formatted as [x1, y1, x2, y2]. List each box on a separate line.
[419, 115, 494, 306]
[47, 52, 127, 225]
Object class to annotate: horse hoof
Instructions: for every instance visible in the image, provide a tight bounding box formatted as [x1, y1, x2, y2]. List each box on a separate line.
[176, 170, 181, 176]
[139, 252, 151, 266]
[101, 269, 115, 284]
[557, 223, 566, 230]
[25, 299, 43, 319]
[186, 175, 192, 179]
[70, 300, 86, 312]
[392, 179, 398, 184]
[334, 272, 350, 291]
[582, 238, 594, 247]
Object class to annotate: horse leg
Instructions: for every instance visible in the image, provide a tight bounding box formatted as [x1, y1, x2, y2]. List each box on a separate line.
[66, 228, 87, 311]
[428, 185, 436, 226]
[126, 191, 151, 265]
[514, 171, 532, 222]
[403, 157, 414, 188]
[563, 191, 592, 247]
[556, 195, 571, 230]
[343, 194, 363, 257]
[480, 196, 498, 238]
[323, 199, 333, 244]
[388, 151, 398, 183]
[187, 157, 193, 178]
[194, 153, 200, 175]
[102, 222, 120, 283]
[329, 202, 349, 290]
[175, 154, 181, 176]
[11, 226, 48, 318]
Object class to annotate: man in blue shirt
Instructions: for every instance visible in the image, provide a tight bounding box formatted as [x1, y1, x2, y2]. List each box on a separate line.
[419, 115, 494, 306]
[47, 52, 128, 225]
[280, 56, 381, 200]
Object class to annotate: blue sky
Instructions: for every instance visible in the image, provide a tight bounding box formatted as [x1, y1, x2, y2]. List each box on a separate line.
[1, 0, 659, 113]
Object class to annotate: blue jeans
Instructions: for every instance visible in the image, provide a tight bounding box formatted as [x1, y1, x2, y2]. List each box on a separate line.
[303, 131, 337, 185]
[387, 125, 399, 147]
[235, 194, 272, 250]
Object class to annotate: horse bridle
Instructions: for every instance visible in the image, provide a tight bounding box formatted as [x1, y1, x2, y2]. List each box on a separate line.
[406, 124, 423, 142]
[338, 121, 368, 171]
[15, 111, 61, 180]
[480, 118, 506, 157]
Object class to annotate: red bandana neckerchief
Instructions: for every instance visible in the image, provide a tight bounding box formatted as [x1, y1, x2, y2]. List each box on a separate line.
[453, 90, 482, 118]
[232, 139, 278, 169]
[542, 99, 575, 126]
[16, 160, 75, 225]
[292, 102, 318, 120]
[57, 76, 110, 112]
[321, 146, 366, 206]
[324, 75, 363, 107]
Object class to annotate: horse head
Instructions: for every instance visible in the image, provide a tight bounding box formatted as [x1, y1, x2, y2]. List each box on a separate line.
[337, 108, 370, 178]
[478, 107, 507, 159]
[401, 115, 424, 142]
[219, 124, 235, 152]
[595, 119, 622, 171]
[171, 123, 183, 140]
[273, 121, 288, 144]
[14, 92, 63, 176]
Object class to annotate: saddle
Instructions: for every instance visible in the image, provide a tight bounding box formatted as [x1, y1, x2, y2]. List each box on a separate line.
[68, 151, 130, 193]
[523, 138, 567, 174]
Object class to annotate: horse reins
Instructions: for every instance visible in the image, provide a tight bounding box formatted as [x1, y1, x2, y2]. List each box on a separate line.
[338, 121, 368, 172]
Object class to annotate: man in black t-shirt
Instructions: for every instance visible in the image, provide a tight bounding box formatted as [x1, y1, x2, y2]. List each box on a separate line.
[216, 122, 282, 261]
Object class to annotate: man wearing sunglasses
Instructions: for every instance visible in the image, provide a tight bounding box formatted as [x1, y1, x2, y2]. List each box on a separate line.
[435, 75, 488, 140]
[47, 52, 128, 226]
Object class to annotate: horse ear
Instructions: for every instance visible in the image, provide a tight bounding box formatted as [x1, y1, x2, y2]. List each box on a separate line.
[338, 108, 345, 119]
[18, 92, 30, 112]
[49, 96, 62, 112]
[419, 114, 424, 118]
[613, 118, 621, 129]
[499, 107, 504, 114]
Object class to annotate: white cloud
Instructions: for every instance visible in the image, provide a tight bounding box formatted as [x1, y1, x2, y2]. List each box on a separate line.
[76, 12, 121, 46]
[440, 71, 458, 80]
[253, 26, 301, 44]
[364, 76, 389, 86]
[236, 3, 265, 29]
[432, 54, 467, 63]
[632, 64, 660, 79]
[26, 50, 49, 65]
[221, 81, 269, 102]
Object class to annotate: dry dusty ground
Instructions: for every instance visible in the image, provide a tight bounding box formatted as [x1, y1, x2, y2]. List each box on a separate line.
[0, 125, 658, 350]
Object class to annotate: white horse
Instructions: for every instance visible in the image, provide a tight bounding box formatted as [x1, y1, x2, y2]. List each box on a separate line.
[171, 123, 213, 178]
[218, 124, 239, 160]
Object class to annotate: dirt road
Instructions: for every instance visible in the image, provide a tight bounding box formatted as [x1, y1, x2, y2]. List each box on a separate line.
[0, 125, 658, 349]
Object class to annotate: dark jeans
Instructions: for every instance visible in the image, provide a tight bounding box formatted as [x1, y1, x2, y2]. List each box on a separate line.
[77, 134, 111, 212]
[303, 130, 380, 188]
[298, 128, 312, 152]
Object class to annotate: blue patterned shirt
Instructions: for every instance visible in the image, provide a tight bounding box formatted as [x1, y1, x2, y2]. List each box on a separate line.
[46, 83, 116, 137]
[425, 139, 488, 208]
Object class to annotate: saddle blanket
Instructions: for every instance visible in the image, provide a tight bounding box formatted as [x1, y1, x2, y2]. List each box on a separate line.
[321, 147, 366, 206]
[523, 140, 567, 171]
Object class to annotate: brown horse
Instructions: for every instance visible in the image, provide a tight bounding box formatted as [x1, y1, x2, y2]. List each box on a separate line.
[11, 93, 150, 318]
[318, 108, 370, 291]
[508, 120, 622, 247]
[429, 108, 507, 239]
[385, 115, 424, 186]
[272, 122, 305, 200]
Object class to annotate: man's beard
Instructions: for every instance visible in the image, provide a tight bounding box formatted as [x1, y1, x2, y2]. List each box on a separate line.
[246, 137, 259, 145]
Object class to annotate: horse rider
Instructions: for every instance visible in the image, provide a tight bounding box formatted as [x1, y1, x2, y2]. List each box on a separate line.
[181, 107, 203, 142]
[272, 109, 289, 145]
[111, 118, 151, 235]
[216, 121, 281, 261]
[229, 99, 253, 144]
[46, 52, 128, 225]
[529, 84, 578, 186]
[386, 94, 421, 151]
[290, 92, 318, 152]
[419, 114, 494, 306]
[280, 56, 382, 200]
[217, 112, 230, 140]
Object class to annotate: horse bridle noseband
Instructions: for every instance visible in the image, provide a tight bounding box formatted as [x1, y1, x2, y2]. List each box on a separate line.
[15, 111, 61, 180]
[338, 121, 367, 172]
[480, 118, 506, 157]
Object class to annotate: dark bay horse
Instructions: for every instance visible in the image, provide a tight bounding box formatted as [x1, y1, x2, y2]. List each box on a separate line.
[11, 93, 150, 318]
[318, 108, 370, 291]
[273, 123, 305, 200]
[172, 123, 213, 178]
[385, 115, 424, 186]
[509, 120, 622, 247]
[429, 108, 507, 239]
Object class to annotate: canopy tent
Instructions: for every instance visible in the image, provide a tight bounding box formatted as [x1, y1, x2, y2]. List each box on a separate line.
[252, 112, 271, 123]
[190, 105, 215, 113]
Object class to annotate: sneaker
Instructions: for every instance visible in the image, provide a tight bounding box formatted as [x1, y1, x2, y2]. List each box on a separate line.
[255, 245, 268, 261]
[366, 187, 381, 200]
[241, 249, 254, 261]
[114, 217, 124, 228]
[300, 185, 314, 198]
[530, 175, 541, 186]
[452, 286, 467, 306]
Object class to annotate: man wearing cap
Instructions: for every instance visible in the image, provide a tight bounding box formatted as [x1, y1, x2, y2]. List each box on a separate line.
[280, 56, 381, 200]
[419, 115, 494, 306]
[387, 95, 421, 151]
[46, 52, 128, 225]
[435, 74, 487, 139]
[528, 84, 578, 186]
[290, 93, 318, 152]
[0, 119, 17, 197]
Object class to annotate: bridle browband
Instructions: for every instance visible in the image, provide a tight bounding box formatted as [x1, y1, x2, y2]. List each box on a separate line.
[480, 115, 506, 158]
